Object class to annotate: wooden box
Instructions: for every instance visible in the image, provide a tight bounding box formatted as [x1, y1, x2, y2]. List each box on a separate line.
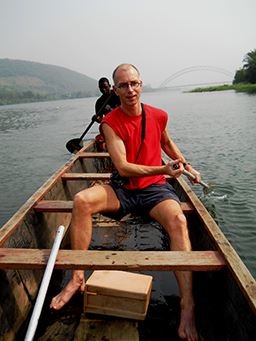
[84, 270, 153, 320]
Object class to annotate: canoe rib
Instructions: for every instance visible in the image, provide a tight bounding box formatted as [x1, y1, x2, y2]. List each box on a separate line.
[0, 249, 226, 271]
[33, 200, 194, 214]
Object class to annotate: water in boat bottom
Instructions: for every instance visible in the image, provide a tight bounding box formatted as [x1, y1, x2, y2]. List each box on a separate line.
[19, 218, 185, 341]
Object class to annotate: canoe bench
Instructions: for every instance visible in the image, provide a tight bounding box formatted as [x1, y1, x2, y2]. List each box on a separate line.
[33, 199, 194, 214]
[0, 249, 226, 271]
[0, 204, 225, 272]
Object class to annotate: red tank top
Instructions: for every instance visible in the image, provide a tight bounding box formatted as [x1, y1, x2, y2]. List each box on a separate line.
[101, 104, 168, 189]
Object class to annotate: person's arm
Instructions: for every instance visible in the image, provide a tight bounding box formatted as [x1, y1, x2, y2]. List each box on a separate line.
[93, 98, 104, 123]
[161, 128, 201, 183]
[101, 123, 182, 178]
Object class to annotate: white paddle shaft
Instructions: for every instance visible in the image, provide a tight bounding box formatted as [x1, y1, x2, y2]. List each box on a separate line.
[24, 225, 65, 341]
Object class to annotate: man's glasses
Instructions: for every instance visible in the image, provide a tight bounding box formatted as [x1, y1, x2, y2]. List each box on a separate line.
[116, 81, 141, 91]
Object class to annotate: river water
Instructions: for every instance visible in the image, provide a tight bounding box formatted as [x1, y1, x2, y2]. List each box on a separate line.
[0, 90, 255, 277]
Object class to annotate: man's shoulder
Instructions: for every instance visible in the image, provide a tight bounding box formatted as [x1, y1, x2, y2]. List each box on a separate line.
[144, 104, 167, 116]
[101, 106, 122, 122]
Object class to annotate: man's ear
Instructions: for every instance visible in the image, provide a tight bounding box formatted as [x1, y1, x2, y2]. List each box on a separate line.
[112, 86, 119, 96]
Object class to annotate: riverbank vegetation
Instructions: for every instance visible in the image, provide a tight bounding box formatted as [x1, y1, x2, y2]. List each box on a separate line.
[0, 88, 96, 105]
[190, 83, 256, 94]
[190, 49, 256, 94]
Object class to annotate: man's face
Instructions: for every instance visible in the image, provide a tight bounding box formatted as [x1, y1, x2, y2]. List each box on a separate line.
[113, 67, 142, 107]
[99, 81, 111, 95]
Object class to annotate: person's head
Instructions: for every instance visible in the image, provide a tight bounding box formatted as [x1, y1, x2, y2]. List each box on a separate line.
[112, 64, 142, 107]
[98, 77, 111, 95]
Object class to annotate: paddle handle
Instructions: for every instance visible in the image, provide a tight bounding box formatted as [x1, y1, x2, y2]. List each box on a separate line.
[24, 225, 65, 341]
[79, 119, 95, 141]
[183, 169, 209, 189]
[78, 92, 115, 142]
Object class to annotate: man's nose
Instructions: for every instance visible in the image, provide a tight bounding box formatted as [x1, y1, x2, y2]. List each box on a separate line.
[127, 83, 134, 91]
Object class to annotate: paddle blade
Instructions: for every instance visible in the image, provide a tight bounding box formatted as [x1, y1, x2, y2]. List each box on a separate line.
[66, 138, 83, 153]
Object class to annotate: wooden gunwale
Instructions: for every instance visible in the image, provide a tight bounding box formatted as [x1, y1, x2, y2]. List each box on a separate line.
[174, 172, 256, 314]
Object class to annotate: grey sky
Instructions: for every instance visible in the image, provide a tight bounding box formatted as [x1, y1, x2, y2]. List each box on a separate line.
[1, 0, 255, 87]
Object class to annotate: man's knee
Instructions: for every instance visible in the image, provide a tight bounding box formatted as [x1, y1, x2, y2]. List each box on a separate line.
[175, 213, 187, 226]
[74, 190, 93, 213]
[170, 213, 188, 235]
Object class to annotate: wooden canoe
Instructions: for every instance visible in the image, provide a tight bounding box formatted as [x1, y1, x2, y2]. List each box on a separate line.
[0, 140, 255, 340]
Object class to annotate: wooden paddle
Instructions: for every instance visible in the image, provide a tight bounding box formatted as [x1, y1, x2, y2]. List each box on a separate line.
[66, 92, 115, 153]
[183, 169, 211, 194]
[173, 163, 211, 194]
[66, 119, 95, 153]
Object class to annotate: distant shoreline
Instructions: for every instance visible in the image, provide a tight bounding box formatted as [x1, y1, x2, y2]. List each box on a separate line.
[0, 93, 96, 106]
[188, 83, 256, 94]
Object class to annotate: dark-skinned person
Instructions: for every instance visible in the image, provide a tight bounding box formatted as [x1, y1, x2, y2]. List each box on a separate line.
[94, 77, 120, 122]
[94, 77, 120, 150]
[50, 64, 200, 341]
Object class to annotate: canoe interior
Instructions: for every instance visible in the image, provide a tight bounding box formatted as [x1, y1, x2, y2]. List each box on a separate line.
[0, 140, 255, 341]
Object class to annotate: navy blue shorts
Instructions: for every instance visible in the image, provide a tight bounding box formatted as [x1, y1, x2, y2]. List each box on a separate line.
[105, 182, 180, 220]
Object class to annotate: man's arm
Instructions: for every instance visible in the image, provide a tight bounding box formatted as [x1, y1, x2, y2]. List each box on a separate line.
[161, 128, 187, 162]
[101, 123, 182, 178]
[161, 128, 201, 183]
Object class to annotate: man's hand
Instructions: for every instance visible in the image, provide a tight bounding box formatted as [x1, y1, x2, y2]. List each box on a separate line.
[92, 114, 103, 123]
[164, 159, 183, 178]
[164, 160, 202, 185]
[184, 164, 201, 185]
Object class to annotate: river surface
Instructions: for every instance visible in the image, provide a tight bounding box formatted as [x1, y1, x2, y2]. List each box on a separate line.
[0, 89, 255, 277]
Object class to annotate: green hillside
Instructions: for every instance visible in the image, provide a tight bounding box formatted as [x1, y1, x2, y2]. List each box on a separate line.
[0, 59, 99, 105]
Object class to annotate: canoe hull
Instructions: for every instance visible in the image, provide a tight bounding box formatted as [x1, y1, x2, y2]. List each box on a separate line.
[0, 141, 255, 340]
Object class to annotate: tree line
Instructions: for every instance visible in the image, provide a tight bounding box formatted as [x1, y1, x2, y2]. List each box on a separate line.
[233, 49, 256, 84]
[0, 87, 98, 105]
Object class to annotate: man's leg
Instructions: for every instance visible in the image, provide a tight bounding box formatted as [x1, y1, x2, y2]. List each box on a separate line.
[50, 184, 120, 310]
[149, 199, 198, 341]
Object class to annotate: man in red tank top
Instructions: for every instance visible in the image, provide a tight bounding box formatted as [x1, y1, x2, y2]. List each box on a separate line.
[50, 64, 200, 341]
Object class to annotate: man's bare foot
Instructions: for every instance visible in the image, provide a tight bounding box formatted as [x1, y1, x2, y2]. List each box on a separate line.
[178, 304, 198, 341]
[50, 271, 85, 310]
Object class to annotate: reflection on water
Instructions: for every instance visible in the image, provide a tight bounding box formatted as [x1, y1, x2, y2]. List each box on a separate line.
[0, 91, 255, 278]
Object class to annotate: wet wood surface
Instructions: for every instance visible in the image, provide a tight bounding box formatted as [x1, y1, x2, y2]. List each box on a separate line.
[0, 249, 226, 271]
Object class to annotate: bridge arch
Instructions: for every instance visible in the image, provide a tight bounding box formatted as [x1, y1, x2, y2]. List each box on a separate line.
[159, 66, 233, 87]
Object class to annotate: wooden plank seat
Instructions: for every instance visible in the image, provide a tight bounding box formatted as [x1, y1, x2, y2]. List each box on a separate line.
[0, 249, 226, 271]
[78, 152, 110, 158]
[62, 173, 111, 181]
[61, 173, 173, 181]
[34, 200, 194, 214]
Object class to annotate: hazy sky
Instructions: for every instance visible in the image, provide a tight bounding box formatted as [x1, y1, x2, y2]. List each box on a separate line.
[1, 0, 256, 87]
